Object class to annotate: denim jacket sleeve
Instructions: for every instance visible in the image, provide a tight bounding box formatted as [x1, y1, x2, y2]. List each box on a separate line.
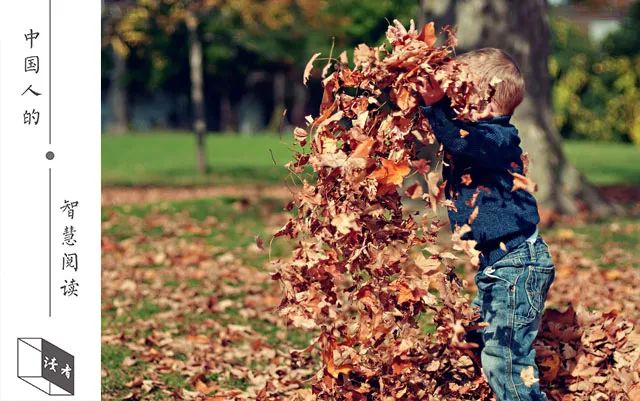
[419, 98, 517, 167]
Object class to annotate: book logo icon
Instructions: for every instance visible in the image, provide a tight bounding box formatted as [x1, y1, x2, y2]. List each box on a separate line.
[17, 337, 74, 396]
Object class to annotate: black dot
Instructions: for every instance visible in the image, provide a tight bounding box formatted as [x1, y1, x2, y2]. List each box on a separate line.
[46, 151, 55, 160]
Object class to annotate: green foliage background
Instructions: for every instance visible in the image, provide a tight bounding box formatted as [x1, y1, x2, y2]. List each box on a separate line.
[103, 0, 640, 145]
[550, 3, 640, 144]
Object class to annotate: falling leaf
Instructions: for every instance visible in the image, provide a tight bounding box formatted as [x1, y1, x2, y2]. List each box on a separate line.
[331, 213, 359, 235]
[411, 159, 430, 174]
[339, 50, 348, 64]
[417, 21, 437, 47]
[369, 158, 410, 186]
[350, 137, 375, 160]
[405, 182, 423, 199]
[468, 206, 479, 224]
[255, 235, 264, 250]
[303, 52, 321, 86]
[511, 171, 538, 193]
[293, 127, 307, 146]
[461, 174, 472, 186]
[521, 152, 531, 175]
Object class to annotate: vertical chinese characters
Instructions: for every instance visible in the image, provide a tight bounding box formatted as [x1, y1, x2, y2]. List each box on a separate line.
[22, 29, 42, 126]
[59, 200, 79, 297]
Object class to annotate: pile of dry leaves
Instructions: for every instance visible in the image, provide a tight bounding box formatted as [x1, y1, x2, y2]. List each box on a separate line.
[268, 20, 640, 401]
[536, 306, 640, 400]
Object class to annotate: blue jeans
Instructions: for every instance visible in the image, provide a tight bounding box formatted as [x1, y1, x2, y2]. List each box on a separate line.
[470, 234, 555, 401]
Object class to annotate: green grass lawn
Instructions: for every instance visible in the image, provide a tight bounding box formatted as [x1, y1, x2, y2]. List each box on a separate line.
[562, 140, 640, 186]
[102, 131, 299, 186]
[102, 132, 640, 187]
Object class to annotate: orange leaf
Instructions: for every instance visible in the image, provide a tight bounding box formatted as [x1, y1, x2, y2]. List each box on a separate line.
[417, 22, 437, 47]
[369, 158, 410, 186]
[195, 380, 212, 393]
[350, 137, 374, 159]
[461, 174, 472, 185]
[395, 86, 417, 111]
[392, 357, 413, 374]
[186, 334, 210, 344]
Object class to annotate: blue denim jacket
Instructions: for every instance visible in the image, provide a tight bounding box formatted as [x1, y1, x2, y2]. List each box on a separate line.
[420, 98, 540, 267]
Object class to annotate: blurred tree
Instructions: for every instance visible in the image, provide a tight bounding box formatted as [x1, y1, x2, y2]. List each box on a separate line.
[103, 0, 421, 135]
[236, 0, 417, 130]
[102, 0, 148, 134]
[231, 1, 346, 131]
[424, 0, 614, 215]
[328, 0, 417, 47]
[104, 0, 235, 174]
[154, 0, 223, 174]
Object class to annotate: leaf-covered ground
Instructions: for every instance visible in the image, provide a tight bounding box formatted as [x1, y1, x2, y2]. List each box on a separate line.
[101, 195, 640, 400]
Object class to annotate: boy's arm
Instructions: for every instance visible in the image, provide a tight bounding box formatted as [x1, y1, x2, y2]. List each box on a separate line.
[420, 98, 514, 166]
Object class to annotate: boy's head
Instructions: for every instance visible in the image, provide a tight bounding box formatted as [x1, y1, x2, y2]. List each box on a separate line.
[456, 48, 525, 116]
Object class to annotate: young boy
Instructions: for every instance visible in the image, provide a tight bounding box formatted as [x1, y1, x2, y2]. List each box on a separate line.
[419, 48, 556, 401]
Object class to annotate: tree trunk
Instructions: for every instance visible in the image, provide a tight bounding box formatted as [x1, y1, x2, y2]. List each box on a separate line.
[220, 93, 236, 132]
[425, 0, 615, 215]
[417, 0, 429, 29]
[268, 70, 287, 132]
[186, 12, 208, 175]
[107, 46, 128, 135]
[290, 71, 308, 128]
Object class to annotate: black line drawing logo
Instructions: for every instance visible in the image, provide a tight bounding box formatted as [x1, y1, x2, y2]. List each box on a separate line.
[17, 337, 74, 396]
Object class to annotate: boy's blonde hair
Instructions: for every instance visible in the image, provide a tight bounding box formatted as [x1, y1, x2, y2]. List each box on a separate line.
[456, 48, 525, 115]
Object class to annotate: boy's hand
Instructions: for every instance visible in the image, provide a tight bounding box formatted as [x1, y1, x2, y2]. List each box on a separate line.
[419, 73, 446, 106]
